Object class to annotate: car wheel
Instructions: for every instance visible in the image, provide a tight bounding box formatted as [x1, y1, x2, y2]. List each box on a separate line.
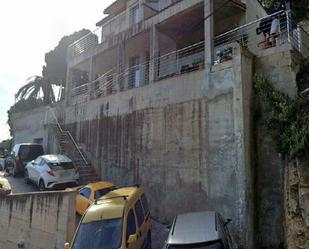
[24, 170, 30, 184]
[147, 232, 152, 249]
[39, 180, 45, 191]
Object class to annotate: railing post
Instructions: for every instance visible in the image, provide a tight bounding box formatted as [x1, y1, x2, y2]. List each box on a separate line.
[297, 24, 302, 53]
[149, 25, 159, 83]
[204, 0, 214, 69]
[286, 10, 292, 44]
[65, 67, 73, 106]
[89, 57, 96, 100]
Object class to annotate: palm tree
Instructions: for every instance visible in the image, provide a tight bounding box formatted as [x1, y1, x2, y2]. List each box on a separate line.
[15, 76, 55, 105]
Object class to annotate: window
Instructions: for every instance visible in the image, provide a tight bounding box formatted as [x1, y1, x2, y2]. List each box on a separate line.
[130, 5, 140, 25]
[79, 188, 91, 199]
[141, 194, 150, 216]
[94, 188, 112, 200]
[126, 209, 137, 243]
[135, 200, 145, 227]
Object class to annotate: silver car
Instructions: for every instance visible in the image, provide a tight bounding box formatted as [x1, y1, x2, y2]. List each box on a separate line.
[163, 211, 233, 249]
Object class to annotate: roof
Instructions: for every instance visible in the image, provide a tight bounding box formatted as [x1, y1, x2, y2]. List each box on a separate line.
[86, 181, 114, 191]
[167, 211, 219, 245]
[40, 154, 72, 163]
[103, 0, 126, 15]
[82, 186, 140, 223]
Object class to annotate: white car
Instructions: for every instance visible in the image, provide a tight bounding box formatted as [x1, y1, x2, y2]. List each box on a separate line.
[24, 154, 79, 190]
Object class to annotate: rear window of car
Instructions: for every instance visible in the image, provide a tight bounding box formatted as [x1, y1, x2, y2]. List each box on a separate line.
[48, 161, 74, 170]
[94, 188, 113, 200]
[19, 145, 44, 160]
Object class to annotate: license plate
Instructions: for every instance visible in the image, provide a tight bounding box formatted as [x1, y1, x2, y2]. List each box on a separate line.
[59, 171, 70, 178]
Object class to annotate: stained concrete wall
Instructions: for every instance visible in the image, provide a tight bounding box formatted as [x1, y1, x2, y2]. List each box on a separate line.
[12, 106, 50, 152]
[12, 104, 64, 154]
[0, 191, 76, 249]
[63, 46, 254, 248]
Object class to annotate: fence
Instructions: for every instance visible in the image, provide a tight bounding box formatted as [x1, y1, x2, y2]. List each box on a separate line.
[213, 10, 309, 64]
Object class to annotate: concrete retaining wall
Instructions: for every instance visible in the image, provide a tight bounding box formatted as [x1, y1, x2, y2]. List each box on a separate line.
[0, 191, 76, 249]
[64, 46, 254, 248]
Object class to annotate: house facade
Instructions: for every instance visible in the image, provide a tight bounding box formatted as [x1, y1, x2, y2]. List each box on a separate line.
[12, 0, 309, 248]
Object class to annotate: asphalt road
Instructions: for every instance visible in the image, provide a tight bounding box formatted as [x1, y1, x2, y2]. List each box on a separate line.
[0, 158, 37, 193]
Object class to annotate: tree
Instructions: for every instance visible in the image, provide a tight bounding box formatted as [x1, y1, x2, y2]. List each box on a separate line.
[42, 29, 91, 87]
[15, 76, 55, 105]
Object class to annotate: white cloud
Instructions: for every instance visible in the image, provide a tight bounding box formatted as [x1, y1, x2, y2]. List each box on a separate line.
[0, 0, 114, 140]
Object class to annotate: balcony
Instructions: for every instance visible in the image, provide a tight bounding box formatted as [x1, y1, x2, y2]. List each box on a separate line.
[70, 40, 205, 100]
[67, 0, 188, 60]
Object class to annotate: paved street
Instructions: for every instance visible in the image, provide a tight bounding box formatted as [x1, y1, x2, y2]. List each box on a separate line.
[0, 159, 37, 193]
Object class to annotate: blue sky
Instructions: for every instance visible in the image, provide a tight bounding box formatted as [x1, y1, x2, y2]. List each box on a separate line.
[0, 0, 114, 141]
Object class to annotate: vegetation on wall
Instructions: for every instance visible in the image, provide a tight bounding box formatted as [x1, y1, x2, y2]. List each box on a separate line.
[254, 58, 309, 159]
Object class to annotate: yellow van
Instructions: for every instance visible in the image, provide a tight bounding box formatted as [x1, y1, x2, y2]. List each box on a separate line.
[65, 185, 151, 249]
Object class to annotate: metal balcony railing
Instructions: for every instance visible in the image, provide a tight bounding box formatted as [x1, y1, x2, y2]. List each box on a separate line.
[70, 40, 205, 100]
[213, 10, 309, 64]
[156, 41, 205, 80]
[67, 0, 186, 59]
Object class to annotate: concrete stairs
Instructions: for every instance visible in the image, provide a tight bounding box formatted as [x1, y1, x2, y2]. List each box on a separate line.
[53, 124, 101, 184]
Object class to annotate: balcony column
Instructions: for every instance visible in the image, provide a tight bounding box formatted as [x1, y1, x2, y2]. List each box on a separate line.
[139, 0, 145, 21]
[117, 41, 126, 91]
[149, 25, 159, 84]
[89, 57, 96, 99]
[65, 67, 73, 106]
[204, 0, 214, 70]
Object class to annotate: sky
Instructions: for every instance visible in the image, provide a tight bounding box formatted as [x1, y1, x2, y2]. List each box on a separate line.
[0, 0, 114, 141]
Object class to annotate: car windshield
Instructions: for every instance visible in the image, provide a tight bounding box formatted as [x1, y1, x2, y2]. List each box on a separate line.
[19, 145, 44, 160]
[168, 241, 223, 249]
[71, 218, 123, 249]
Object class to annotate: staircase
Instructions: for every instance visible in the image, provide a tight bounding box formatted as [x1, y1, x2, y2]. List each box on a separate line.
[49, 109, 100, 184]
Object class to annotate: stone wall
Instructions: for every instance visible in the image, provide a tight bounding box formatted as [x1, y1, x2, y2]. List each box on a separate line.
[285, 158, 309, 249]
[0, 191, 76, 249]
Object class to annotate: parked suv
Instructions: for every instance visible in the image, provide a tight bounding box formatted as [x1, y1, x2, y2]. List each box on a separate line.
[65, 185, 151, 249]
[25, 154, 79, 190]
[4, 143, 44, 177]
[163, 211, 233, 249]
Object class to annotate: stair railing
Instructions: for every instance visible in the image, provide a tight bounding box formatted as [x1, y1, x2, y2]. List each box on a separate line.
[47, 107, 89, 166]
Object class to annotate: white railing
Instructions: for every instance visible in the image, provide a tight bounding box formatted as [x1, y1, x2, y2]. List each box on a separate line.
[156, 41, 205, 80]
[71, 83, 89, 97]
[70, 41, 205, 100]
[213, 10, 306, 64]
[67, 0, 186, 59]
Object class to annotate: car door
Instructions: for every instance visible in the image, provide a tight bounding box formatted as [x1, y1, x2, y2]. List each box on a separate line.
[125, 208, 139, 249]
[76, 187, 92, 215]
[134, 199, 148, 248]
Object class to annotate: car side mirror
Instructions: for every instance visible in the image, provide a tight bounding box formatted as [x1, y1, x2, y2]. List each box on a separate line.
[64, 242, 70, 249]
[224, 218, 232, 227]
[127, 234, 137, 244]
